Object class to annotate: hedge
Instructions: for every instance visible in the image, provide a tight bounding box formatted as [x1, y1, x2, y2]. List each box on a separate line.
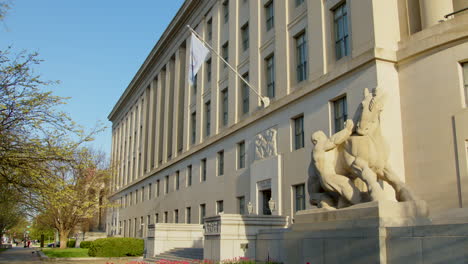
[66, 239, 76, 248]
[79, 241, 93, 249]
[88, 237, 144, 257]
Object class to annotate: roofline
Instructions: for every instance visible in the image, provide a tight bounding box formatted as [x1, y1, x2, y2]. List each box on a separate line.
[107, 0, 198, 122]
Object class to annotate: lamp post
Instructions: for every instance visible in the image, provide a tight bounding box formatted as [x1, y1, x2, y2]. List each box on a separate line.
[247, 202, 254, 215]
[268, 198, 276, 215]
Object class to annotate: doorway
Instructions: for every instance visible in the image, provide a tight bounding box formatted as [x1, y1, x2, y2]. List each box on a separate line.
[261, 189, 272, 215]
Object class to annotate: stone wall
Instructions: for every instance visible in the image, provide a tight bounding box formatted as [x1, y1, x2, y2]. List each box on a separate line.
[146, 223, 203, 257]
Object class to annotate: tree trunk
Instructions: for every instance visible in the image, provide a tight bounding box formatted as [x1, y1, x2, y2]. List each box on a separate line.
[59, 229, 70, 249]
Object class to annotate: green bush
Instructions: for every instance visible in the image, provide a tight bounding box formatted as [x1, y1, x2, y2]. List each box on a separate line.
[66, 239, 76, 248]
[88, 237, 144, 257]
[79, 241, 93, 249]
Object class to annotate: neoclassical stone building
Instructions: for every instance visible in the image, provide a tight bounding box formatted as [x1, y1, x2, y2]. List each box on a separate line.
[107, 0, 468, 254]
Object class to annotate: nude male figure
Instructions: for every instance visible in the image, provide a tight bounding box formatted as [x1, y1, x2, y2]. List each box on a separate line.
[311, 120, 361, 206]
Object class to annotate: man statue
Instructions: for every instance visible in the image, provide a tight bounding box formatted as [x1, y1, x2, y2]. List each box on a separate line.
[311, 120, 362, 208]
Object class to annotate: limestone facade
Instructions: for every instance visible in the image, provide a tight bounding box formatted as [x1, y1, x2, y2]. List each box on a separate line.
[106, 0, 468, 243]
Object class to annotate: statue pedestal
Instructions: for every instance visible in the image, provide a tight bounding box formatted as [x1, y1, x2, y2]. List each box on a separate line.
[256, 200, 467, 264]
[293, 200, 430, 231]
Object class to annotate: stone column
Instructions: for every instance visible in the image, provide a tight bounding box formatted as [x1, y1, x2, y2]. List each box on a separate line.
[163, 59, 174, 163]
[147, 80, 157, 171]
[228, 0, 239, 124]
[155, 71, 165, 167]
[134, 100, 141, 180]
[274, 0, 290, 97]
[172, 48, 184, 158]
[182, 37, 191, 152]
[308, 0, 326, 80]
[249, 0, 261, 110]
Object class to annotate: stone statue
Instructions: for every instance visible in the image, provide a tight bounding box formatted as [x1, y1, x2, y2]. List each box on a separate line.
[311, 119, 362, 208]
[309, 88, 417, 209]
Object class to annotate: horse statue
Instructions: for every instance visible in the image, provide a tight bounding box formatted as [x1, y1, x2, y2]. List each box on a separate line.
[308, 88, 417, 209]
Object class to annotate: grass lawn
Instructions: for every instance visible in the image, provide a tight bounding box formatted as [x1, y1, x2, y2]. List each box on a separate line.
[42, 248, 89, 258]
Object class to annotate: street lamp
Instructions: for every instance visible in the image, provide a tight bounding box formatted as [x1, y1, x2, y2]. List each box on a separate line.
[268, 198, 276, 214]
[247, 202, 253, 215]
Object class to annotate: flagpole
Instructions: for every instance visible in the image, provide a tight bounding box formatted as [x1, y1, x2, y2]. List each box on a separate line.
[187, 25, 270, 108]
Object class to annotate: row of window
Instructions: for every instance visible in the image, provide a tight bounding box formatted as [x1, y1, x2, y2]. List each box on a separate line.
[118, 183, 306, 237]
[112, 1, 350, 189]
[121, 95, 347, 208]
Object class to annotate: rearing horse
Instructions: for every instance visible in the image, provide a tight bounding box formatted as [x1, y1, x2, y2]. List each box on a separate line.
[343, 88, 417, 202]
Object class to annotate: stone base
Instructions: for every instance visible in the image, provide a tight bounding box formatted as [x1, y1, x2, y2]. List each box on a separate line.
[293, 200, 430, 231]
[256, 201, 468, 264]
[203, 214, 288, 261]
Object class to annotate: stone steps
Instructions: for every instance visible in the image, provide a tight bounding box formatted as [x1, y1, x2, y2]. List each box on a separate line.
[147, 247, 204, 263]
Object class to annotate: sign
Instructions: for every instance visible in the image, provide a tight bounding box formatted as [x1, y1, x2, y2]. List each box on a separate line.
[204, 220, 220, 235]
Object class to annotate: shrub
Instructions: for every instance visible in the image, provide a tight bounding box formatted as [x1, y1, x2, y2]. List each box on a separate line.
[66, 239, 76, 248]
[88, 237, 144, 257]
[79, 241, 93, 249]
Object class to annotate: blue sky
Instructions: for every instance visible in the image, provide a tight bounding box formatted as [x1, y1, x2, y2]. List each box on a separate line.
[0, 0, 185, 155]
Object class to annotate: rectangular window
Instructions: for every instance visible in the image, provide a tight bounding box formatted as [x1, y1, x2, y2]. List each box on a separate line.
[140, 216, 143, 237]
[191, 112, 196, 144]
[164, 175, 169, 194]
[294, 184, 306, 212]
[266, 55, 275, 98]
[238, 196, 245, 214]
[206, 58, 212, 83]
[207, 18, 213, 41]
[148, 183, 152, 199]
[296, 0, 304, 6]
[129, 192, 132, 205]
[296, 32, 308, 82]
[238, 141, 246, 169]
[164, 211, 168, 223]
[141, 187, 145, 201]
[205, 101, 211, 137]
[241, 23, 249, 51]
[217, 200, 224, 214]
[134, 218, 137, 237]
[334, 2, 349, 60]
[135, 189, 138, 203]
[174, 209, 179, 224]
[242, 73, 250, 114]
[193, 74, 198, 96]
[223, 0, 229, 23]
[200, 204, 206, 224]
[333, 97, 348, 132]
[201, 158, 207, 182]
[221, 89, 229, 126]
[222, 42, 229, 68]
[463, 62, 468, 107]
[218, 150, 224, 176]
[186, 207, 192, 224]
[156, 180, 160, 197]
[265, 1, 274, 31]
[187, 165, 192, 186]
[155, 213, 159, 223]
[294, 116, 304, 150]
[175, 171, 180, 191]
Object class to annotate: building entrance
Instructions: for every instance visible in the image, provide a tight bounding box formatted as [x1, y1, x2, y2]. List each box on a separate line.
[262, 189, 272, 215]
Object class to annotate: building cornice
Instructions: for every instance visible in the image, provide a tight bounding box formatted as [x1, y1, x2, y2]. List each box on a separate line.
[108, 0, 201, 122]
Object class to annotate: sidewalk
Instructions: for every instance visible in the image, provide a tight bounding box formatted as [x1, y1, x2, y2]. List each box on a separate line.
[0, 246, 41, 263]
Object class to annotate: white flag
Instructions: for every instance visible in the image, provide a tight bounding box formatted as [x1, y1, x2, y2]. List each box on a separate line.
[188, 32, 210, 86]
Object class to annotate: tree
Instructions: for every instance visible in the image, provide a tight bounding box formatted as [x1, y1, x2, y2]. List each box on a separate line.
[26, 148, 110, 249]
[0, 1, 10, 21]
[0, 184, 24, 244]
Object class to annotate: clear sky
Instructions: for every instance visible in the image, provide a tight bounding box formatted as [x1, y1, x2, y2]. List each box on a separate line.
[0, 0, 185, 155]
